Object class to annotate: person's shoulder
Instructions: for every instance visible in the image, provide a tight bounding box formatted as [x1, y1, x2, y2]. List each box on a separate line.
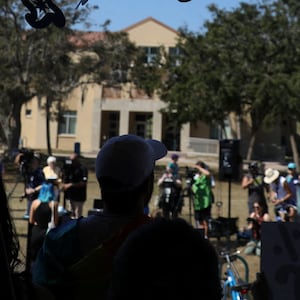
[46, 218, 79, 242]
[263, 213, 272, 221]
[249, 211, 256, 218]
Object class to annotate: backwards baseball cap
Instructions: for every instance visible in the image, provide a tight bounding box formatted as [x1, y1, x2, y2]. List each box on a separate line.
[288, 162, 296, 169]
[96, 135, 167, 191]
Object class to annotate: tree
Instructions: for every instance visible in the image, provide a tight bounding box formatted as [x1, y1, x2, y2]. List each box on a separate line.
[158, 0, 300, 162]
[0, 0, 98, 153]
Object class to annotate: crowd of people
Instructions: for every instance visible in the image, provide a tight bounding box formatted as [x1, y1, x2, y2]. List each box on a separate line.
[239, 161, 300, 256]
[11, 151, 89, 271]
[2, 134, 299, 299]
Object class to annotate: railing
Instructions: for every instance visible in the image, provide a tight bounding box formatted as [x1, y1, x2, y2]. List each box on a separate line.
[188, 138, 219, 156]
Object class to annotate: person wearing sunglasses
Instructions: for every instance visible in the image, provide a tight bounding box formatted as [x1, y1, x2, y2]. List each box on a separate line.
[244, 200, 271, 256]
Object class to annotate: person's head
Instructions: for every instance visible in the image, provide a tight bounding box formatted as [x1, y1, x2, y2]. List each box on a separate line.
[249, 161, 259, 175]
[47, 156, 56, 166]
[29, 153, 41, 171]
[287, 162, 296, 173]
[107, 217, 222, 300]
[195, 160, 209, 173]
[263, 168, 279, 185]
[96, 135, 167, 214]
[69, 153, 80, 167]
[171, 153, 179, 162]
[253, 200, 268, 215]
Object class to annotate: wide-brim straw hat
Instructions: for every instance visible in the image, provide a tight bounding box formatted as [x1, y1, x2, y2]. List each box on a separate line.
[264, 168, 280, 184]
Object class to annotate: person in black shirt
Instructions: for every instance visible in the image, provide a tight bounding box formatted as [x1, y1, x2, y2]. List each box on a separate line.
[23, 154, 45, 220]
[62, 153, 88, 219]
[241, 161, 268, 214]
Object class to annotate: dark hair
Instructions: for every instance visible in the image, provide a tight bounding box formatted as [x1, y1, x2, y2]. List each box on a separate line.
[171, 154, 179, 160]
[100, 172, 154, 214]
[196, 160, 207, 169]
[254, 199, 269, 214]
[107, 218, 222, 300]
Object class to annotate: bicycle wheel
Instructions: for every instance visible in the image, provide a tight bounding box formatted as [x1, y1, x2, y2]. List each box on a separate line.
[219, 254, 249, 284]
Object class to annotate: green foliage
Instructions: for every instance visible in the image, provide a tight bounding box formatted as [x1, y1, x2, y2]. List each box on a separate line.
[0, 0, 99, 149]
[156, 0, 300, 151]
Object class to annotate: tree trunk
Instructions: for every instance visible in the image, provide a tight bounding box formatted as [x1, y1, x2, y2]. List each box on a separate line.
[246, 131, 256, 161]
[290, 133, 299, 169]
[8, 100, 22, 151]
[46, 96, 52, 156]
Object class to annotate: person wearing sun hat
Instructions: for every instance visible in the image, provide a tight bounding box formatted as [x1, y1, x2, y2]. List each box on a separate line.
[32, 134, 167, 300]
[264, 167, 295, 222]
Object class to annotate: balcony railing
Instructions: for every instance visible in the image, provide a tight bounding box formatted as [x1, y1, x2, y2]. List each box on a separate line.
[188, 138, 219, 156]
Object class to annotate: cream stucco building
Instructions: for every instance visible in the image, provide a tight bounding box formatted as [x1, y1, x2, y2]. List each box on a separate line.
[21, 17, 220, 158]
[20, 17, 289, 162]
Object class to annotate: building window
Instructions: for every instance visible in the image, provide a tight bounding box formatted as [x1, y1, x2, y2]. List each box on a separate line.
[108, 112, 119, 137]
[142, 47, 159, 64]
[135, 113, 152, 139]
[168, 47, 181, 66]
[58, 111, 77, 134]
[25, 109, 32, 117]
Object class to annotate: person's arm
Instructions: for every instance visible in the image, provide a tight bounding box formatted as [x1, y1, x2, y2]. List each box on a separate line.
[247, 212, 256, 230]
[157, 172, 168, 186]
[53, 202, 59, 226]
[274, 181, 292, 205]
[29, 200, 38, 224]
[241, 175, 253, 189]
[194, 164, 210, 177]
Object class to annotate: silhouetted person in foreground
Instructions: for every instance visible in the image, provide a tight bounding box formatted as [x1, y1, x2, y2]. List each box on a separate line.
[32, 134, 167, 300]
[0, 173, 54, 299]
[107, 217, 222, 300]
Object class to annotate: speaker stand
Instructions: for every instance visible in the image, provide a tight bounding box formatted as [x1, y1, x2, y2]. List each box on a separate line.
[227, 177, 232, 218]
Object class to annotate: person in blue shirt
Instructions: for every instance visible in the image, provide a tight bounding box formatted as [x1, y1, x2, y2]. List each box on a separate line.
[285, 162, 300, 221]
[168, 153, 179, 176]
[264, 168, 295, 222]
[166, 153, 183, 215]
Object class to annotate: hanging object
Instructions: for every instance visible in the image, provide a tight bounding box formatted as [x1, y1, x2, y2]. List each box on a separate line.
[76, 0, 88, 9]
[21, 0, 66, 28]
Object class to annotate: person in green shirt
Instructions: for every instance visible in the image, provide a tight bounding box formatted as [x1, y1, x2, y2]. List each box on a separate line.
[192, 161, 213, 239]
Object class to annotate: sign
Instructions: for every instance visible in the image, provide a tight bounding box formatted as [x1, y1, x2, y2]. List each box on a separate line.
[261, 222, 300, 300]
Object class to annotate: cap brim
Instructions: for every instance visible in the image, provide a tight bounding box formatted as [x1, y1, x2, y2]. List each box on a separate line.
[146, 139, 167, 160]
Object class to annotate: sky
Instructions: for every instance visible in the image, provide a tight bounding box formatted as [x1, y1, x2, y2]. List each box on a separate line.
[81, 0, 258, 32]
